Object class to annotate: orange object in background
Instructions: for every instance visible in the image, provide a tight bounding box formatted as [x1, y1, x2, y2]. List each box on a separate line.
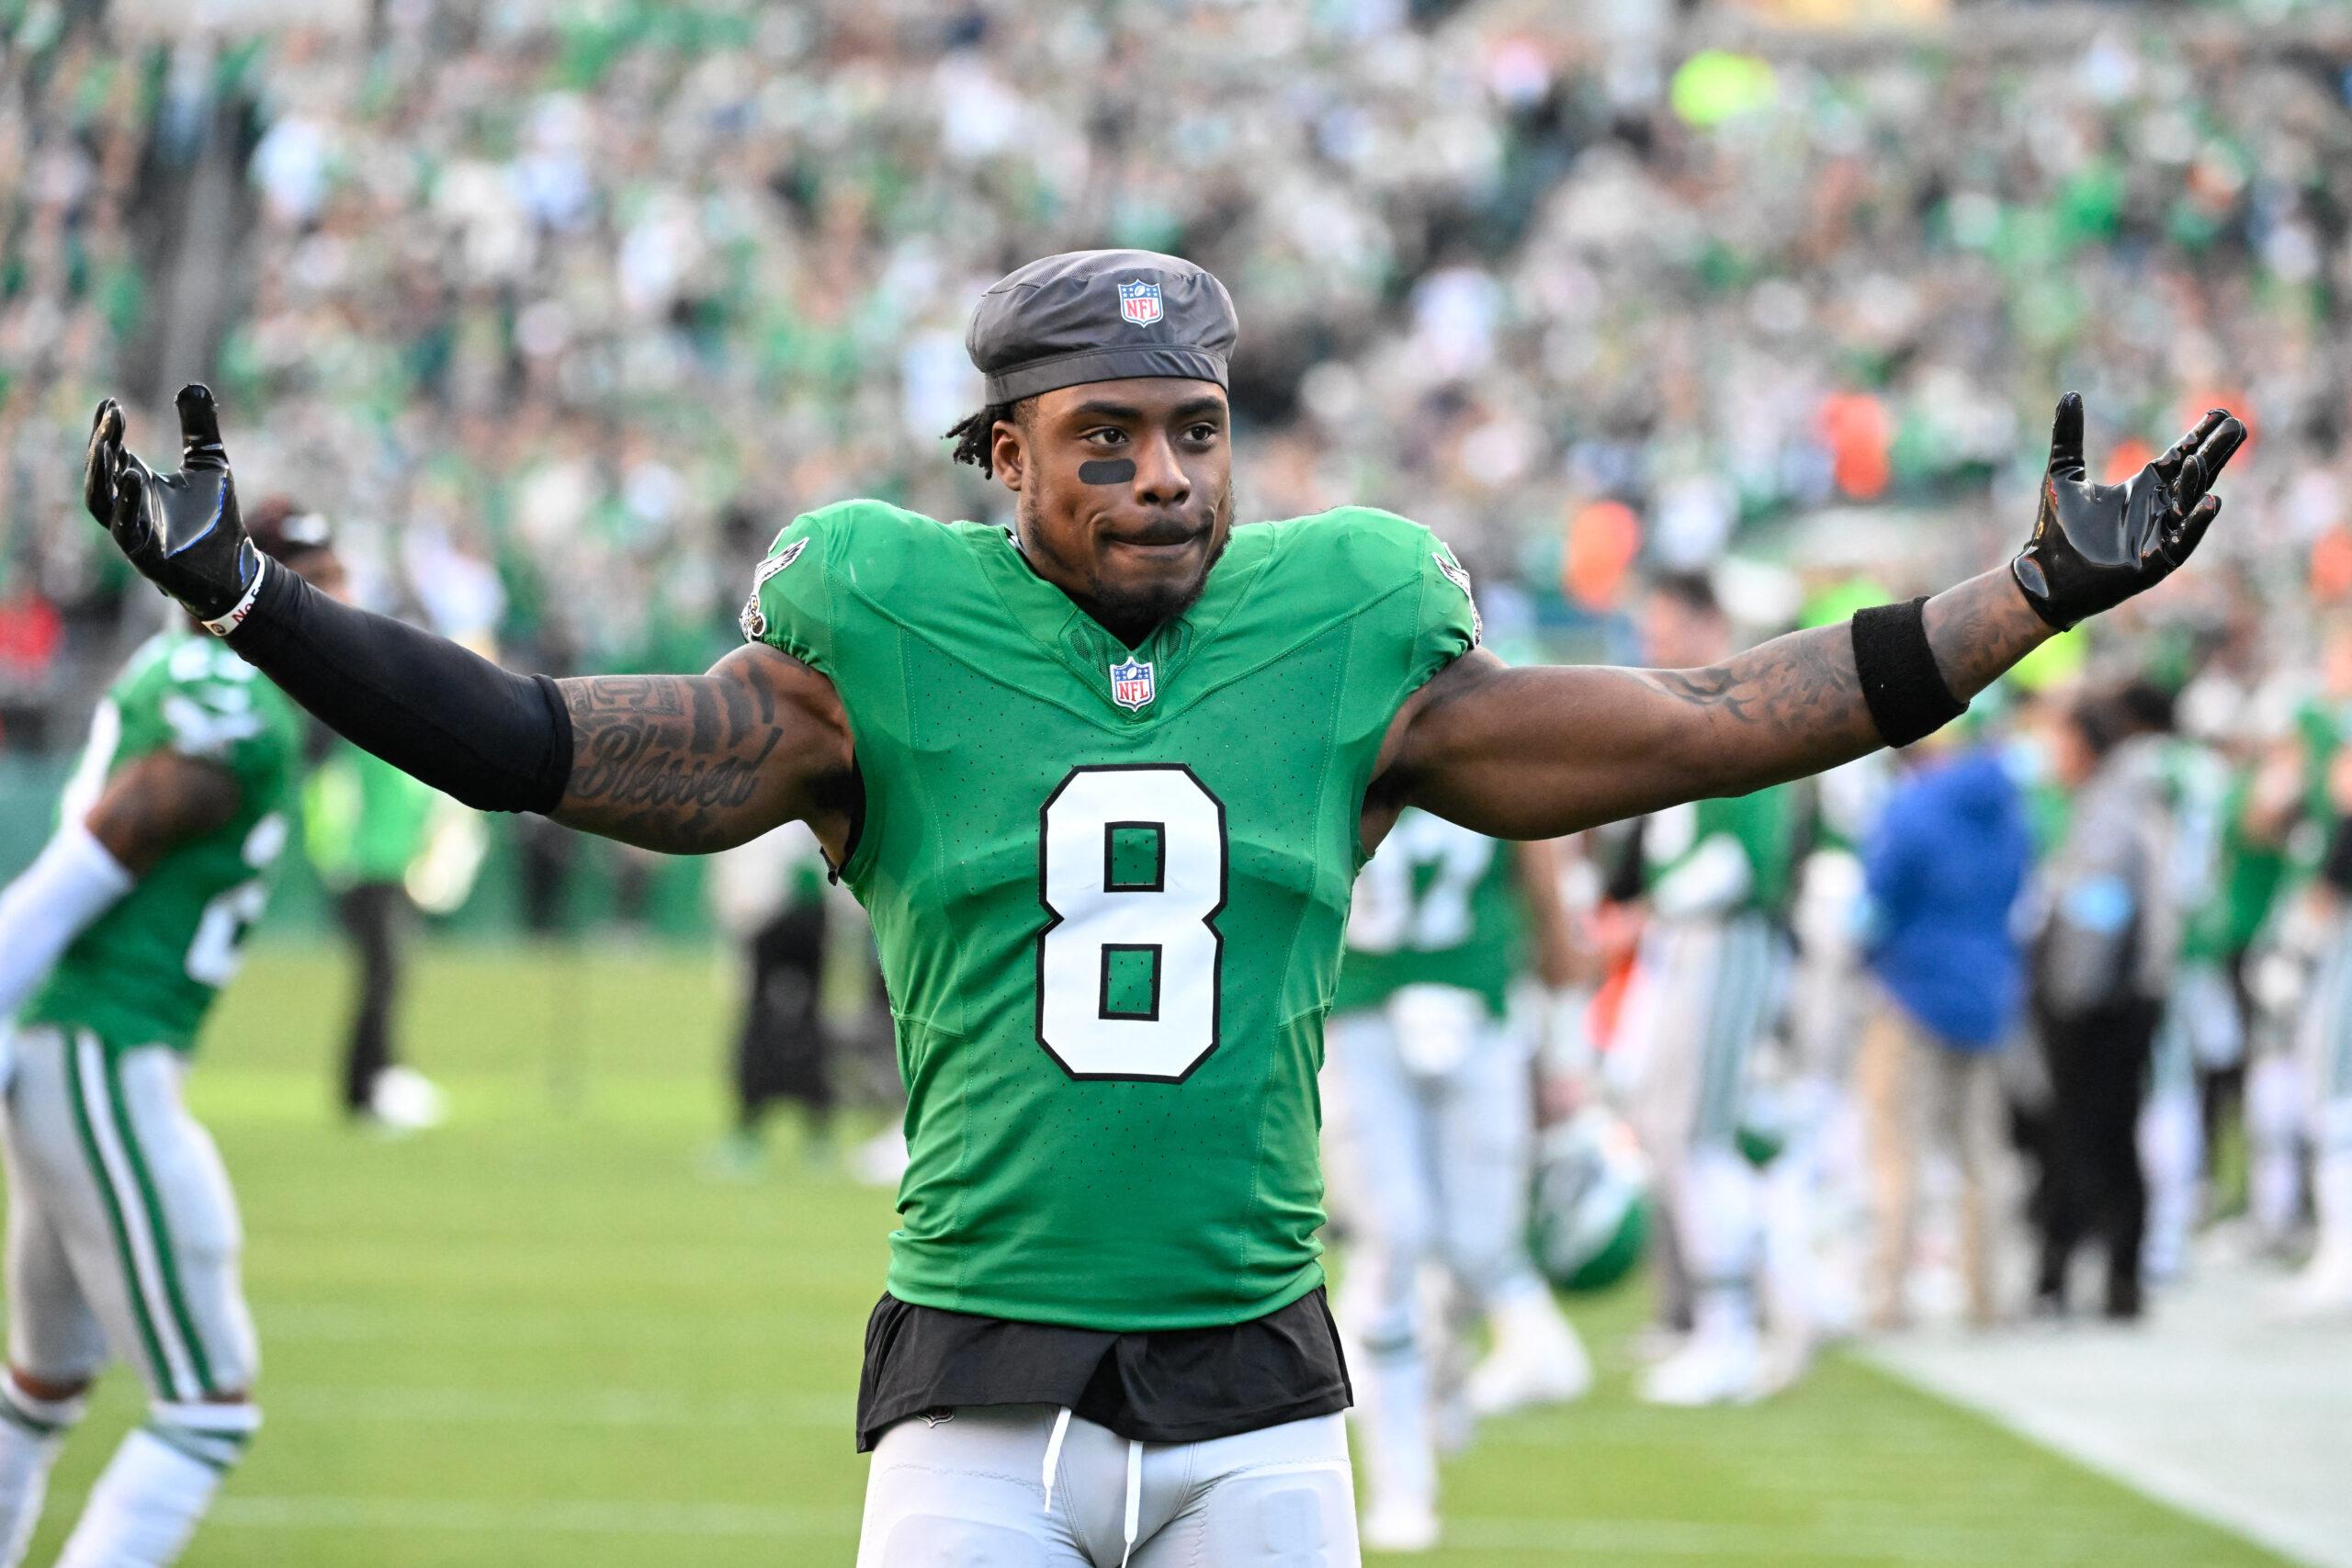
[1816, 391, 1892, 499]
[2103, 437, 2154, 483]
[2312, 529, 2352, 604]
[2182, 389, 2253, 456]
[1566, 498, 1642, 610]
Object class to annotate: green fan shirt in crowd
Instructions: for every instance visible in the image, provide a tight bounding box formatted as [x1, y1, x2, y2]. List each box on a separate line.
[23, 631, 302, 1055]
[741, 499, 1477, 1330]
[1330, 807, 1521, 1020]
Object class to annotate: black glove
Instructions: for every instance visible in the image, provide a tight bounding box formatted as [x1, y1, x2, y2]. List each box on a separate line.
[2011, 392, 2245, 629]
[83, 383, 261, 626]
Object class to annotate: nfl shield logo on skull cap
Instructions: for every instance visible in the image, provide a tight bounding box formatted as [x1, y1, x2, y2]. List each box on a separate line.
[1117, 279, 1163, 327]
[1109, 658, 1156, 711]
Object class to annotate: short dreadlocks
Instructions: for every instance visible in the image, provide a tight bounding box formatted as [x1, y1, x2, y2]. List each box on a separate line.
[944, 398, 1033, 478]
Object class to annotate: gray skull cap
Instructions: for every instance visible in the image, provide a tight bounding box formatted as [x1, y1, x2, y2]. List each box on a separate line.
[967, 249, 1238, 405]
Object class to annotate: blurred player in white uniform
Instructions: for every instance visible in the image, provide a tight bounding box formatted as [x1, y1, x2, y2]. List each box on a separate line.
[2283, 757, 2352, 1317]
[1322, 808, 1585, 1552]
[1610, 575, 1801, 1405]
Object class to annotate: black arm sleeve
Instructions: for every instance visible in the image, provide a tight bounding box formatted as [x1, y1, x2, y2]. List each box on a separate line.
[225, 559, 573, 815]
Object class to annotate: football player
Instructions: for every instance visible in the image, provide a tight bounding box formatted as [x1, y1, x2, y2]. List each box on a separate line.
[0, 502, 345, 1567]
[1609, 575, 1804, 1404]
[1322, 807, 1586, 1551]
[79, 254, 2241, 1567]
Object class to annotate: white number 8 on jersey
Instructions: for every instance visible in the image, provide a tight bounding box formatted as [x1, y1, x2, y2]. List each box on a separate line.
[1036, 765, 1227, 1082]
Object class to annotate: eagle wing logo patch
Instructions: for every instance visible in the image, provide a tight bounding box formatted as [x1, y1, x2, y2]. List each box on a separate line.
[1432, 550, 1483, 645]
[741, 536, 808, 642]
[756, 536, 808, 585]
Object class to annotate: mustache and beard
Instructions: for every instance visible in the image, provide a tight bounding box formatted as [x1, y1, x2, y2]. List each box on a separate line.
[1018, 479, 1236, 643]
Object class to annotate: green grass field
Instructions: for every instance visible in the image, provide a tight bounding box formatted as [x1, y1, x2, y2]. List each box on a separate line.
[8, 943, 2293, 1566]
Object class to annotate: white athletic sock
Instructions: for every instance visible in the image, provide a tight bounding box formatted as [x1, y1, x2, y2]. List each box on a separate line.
[56, 1403, 257, 1568]
[2140, 1089, 2204, 1280]
[2247, 1055, 2306, 1244]
[2313, 1146, 2352, 1260]
[1355, 1341, 1436, 1515]
[1679, 1146, 1762, 1287]
[0, 1377, 85, 1568]
[1693, 1282, 1758, 1347]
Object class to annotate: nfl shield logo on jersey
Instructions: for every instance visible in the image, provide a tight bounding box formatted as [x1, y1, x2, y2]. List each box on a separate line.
[1109, 658, 1156, 711]
[1117, 279, 1163, 327]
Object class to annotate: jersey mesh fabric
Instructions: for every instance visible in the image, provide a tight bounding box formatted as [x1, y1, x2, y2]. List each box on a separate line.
[1330, 808, 1520, 1018]
[24, 632, 302, 1054]
[749, 500, 1476, 1330]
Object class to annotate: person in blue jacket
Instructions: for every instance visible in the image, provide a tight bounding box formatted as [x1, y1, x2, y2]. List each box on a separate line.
[1859, 723, 2032, 1329]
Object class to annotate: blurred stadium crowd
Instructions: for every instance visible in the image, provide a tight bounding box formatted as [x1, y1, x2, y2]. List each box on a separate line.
[3, 0, 2349, 727]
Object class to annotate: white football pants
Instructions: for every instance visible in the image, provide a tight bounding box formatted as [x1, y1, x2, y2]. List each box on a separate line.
[0, 1027, 256, 1402]
[1321, 993, 1544, 1349]
[857, 1405, 1357, 1567]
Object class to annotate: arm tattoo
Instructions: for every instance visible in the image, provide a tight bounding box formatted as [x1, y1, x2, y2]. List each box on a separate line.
[1641, 625, 1866, 738]
[555, 674, 790, 850]
[1632, 569, 2044, 796]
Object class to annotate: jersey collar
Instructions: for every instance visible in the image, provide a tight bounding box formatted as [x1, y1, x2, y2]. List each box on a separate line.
[968, 524, 1270, 721]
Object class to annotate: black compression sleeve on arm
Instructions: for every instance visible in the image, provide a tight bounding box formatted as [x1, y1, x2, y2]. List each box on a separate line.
[225, 559, 573, 814]
[1851, 597, 1969, 750]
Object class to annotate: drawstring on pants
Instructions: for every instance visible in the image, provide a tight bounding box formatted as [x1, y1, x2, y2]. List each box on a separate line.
[1041, 1407, 1072, 1514]
[1118, 1435, 1141, 1567]
[1039, 1406, 1145, 1567]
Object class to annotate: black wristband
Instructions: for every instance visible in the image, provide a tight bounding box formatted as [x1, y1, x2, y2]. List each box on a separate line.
[1850, 597, 1968, 749]
[227, 563, 574, 814]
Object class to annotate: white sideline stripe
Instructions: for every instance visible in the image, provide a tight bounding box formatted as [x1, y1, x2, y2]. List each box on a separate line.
[1444, 1516, 2233, 1564]
[207, 1494, 855, 1540]
[260, 1303, 847, 1349]
[179, 1494, 2222, 1561]
[75, 1037, 199, 1402]
[1869, 1340, 2343, 1568]
[1865, 1259, 2352, 1568]
[262, 1383, 849, 1428]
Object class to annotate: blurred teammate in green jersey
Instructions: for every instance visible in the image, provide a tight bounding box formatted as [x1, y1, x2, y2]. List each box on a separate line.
[0, 508, 345, 1568]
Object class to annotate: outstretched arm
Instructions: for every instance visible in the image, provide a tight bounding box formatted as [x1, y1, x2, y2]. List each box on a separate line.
[226, 567, 854, 856]
[1375, 395, 2244, 841]
[549, 649, 858, 855]
[80, 388, 856, 859]
[1386, 570, 2044, 839]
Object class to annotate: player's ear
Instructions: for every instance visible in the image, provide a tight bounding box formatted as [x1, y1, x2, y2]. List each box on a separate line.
[991, 415, 1026, 493]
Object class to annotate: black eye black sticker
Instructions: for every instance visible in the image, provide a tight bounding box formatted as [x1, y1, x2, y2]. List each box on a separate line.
[1078, 459, 1136, 486]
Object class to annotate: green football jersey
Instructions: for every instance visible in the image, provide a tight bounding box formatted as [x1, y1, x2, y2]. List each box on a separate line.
[22, 631, 303, 1055]
[1332, 808, 1520, 1019]
[743, 500, 1477, 1330]
[1642, 785, 1798, 917]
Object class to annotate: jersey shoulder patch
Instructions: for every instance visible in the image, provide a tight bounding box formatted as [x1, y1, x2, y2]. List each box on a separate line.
[741, 500, 964, 670]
